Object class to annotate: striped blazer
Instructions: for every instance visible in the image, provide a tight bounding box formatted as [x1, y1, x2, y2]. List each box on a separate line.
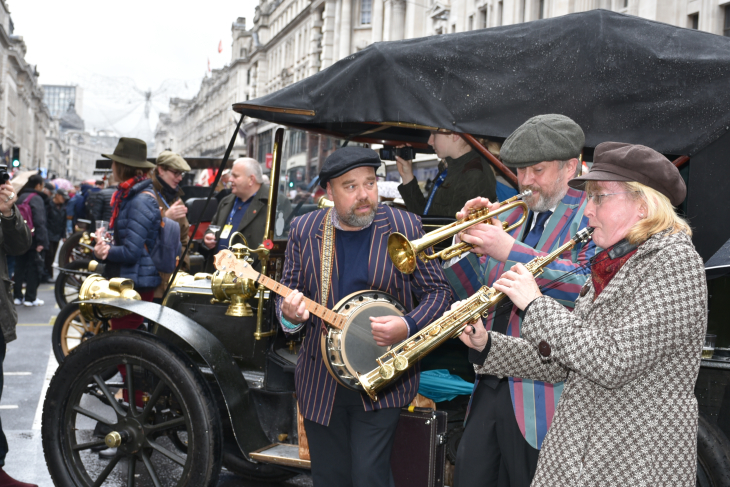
[444, 187, 596, 449]
[277, 205, 452, 426]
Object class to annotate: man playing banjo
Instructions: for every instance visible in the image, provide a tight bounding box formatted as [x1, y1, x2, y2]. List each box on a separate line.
[278, 147, 451, 487]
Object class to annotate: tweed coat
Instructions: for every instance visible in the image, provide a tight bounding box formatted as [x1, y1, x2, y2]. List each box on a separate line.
[477, 231, 707, 486]
[445, 187, 595, 448]
[276, 205, 452, 426]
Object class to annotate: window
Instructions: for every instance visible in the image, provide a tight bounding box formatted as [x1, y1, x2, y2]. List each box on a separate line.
[725, 6, 730, 37]
[468, 15, 474, 31]
[247, 68, 251, 85]
[498, 1, 503, 26]
[623, 0, 628, 7]
[361, 0, 372, 24]
[479, 8, 487, 29]
[538, 0, 545, 19]
[688, 13, 698, 30]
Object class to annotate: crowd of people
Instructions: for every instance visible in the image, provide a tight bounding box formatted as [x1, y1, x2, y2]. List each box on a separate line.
[0, 111, 709, 486]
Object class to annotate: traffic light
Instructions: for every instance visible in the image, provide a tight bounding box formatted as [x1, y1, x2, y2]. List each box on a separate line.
[11, 147, 19, 168]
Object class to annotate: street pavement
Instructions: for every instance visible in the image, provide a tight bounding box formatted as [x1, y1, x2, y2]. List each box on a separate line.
[3, 281, 312, 486]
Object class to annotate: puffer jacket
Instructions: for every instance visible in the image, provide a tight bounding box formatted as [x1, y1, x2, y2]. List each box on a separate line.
[88, 186, 117, 223]
[104, 179, 161, 290]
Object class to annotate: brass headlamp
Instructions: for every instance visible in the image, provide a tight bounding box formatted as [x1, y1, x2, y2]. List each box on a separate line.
[211, 243, 258, 317]
[78, 270, 141, 321]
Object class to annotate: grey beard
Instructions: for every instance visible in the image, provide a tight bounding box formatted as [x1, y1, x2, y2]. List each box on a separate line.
[338, 203, 376, 228]
[529, 190, 566, 212]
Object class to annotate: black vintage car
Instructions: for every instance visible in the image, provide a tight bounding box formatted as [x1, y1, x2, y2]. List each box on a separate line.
[42, 9, 730, 486]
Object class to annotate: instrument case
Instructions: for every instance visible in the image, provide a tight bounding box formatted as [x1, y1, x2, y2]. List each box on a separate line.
[391, 408, 447, 487]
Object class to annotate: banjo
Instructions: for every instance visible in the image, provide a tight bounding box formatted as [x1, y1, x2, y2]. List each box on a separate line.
[213, 249, 406, 391]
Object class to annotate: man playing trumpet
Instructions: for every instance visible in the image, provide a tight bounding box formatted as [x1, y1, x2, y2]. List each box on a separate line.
[444, 114, 596, 487]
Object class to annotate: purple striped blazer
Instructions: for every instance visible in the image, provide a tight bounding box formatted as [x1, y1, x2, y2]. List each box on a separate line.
[277, 205, 452, 426]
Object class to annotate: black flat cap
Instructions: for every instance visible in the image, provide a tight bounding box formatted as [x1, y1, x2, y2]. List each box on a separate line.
[319, 147, 382, 188]
[501, 114, 585, 167]
[569, 142, 686, 206]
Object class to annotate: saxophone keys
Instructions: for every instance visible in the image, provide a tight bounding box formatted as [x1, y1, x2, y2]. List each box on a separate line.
[393, 356, 409, 371]
[429, 325, 442, 336]
[379, 363, 395, 379]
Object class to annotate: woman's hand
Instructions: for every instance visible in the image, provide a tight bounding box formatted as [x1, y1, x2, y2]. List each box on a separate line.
[449, 300, 490, 351]
[493, 263, 542, 310]
[94, 239, 110, 260]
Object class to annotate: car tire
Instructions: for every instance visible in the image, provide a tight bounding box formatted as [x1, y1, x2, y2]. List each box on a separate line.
[54, 258, 90, 308]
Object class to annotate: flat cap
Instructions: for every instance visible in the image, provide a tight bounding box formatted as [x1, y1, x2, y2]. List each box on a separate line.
[501, 114, 585, 167]
[319, 147, 382, 188]
[156, 151, 191, 172]
[569, 142, 686, 206]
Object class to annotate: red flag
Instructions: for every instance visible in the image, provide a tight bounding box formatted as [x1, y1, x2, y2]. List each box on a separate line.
[207, 58, 211, 72]
[218, 40, 223, 53]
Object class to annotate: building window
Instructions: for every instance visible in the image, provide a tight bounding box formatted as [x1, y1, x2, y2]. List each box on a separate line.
[361, 0, 372, 24]
[688, 13, 698, 30]
[479, 8, 487, 29]
[468, 15, 474, 31]
[623, 0, 628, 7]
[538, 0, 545, 19]
[725, 6, 730, 37]
[498, 1, 503, 26]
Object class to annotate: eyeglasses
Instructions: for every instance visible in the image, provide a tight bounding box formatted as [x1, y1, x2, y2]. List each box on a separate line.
[165, 168, 186, 178]
[585, 191, 639, 206]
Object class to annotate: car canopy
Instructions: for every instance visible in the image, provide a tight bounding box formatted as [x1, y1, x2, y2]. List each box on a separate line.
[235, 9, 730, 156]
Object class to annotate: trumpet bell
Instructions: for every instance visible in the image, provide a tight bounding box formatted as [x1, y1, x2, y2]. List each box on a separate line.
[388, 232, 417, 274]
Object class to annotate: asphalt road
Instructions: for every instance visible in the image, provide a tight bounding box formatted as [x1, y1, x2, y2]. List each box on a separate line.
[2, 281, 312, 487]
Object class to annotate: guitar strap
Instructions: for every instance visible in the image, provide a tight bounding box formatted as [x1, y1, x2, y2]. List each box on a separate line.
[319, 209, 336, 333]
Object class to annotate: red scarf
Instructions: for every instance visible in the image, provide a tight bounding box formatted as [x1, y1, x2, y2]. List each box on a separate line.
[109, 174, 149, 229]
[591, 246, 638, 299]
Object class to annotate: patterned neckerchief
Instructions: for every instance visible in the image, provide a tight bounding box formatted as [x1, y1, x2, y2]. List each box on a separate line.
[591, 239, 639, 299]
[109, 174, 149, 229]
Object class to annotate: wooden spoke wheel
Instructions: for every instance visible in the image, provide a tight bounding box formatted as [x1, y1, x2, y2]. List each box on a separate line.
[52, 302, 107, 364]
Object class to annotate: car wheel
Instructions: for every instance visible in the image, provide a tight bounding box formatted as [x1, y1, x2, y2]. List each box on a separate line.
[42, 331, 222, 486]
[54, 259, 90, 308]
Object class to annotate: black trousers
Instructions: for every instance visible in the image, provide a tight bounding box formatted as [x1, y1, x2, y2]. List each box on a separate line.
[454, 378, 540, 487]
[0, 332, 8, 466]
[13, 248, 41, 302]
[44, 240, 59, 279]
[303, 385, 401, 487]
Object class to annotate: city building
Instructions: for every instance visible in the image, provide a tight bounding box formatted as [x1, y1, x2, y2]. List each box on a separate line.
[63, 129, 117, 182]
[43, 84, 84, 119]
[156, 0, 730, 184]
[0, 0, 50, 173]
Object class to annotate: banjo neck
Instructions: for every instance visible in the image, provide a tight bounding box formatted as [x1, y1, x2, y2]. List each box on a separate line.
[214, 249, 346, 330]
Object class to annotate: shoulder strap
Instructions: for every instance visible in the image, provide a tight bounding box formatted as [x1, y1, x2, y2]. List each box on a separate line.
[141, 190, 166, 224]
[320, 209, 335, 308]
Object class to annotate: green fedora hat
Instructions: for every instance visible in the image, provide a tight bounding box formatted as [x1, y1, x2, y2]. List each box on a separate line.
[102, 137, 155, 169]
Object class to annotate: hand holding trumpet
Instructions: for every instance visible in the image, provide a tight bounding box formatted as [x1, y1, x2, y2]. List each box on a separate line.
[456, 196, 516, 263]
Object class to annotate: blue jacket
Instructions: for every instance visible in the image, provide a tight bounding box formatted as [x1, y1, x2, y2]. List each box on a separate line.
[105, 179, 161, 290]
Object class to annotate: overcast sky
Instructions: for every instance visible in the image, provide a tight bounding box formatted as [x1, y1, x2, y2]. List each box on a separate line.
[10, 0, 257, 141]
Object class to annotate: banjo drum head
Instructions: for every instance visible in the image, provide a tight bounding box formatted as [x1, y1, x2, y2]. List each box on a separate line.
[338, 294, 404, 376]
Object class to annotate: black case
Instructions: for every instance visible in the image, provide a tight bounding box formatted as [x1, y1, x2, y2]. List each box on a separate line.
[391, 409, 447, 487]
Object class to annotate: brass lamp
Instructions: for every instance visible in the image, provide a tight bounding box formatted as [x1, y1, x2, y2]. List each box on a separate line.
[210, 243, 258, 317]
[78, 275, 141, 321]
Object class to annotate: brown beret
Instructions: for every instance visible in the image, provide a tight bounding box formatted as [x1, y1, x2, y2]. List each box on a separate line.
[569, 142, 686, 206]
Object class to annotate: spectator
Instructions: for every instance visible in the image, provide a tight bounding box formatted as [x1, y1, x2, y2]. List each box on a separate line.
[13, 174, 48, 307]
[93, 138, 160, 329]
[0, 181, 36, 487]
[151, 151, 190, 299]
[44, 189, 68, 282]
[65, 180, 100, 234]
[396, 133, 498, 217]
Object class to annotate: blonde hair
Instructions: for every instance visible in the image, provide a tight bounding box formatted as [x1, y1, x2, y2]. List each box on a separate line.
[586, 180, 691, 245]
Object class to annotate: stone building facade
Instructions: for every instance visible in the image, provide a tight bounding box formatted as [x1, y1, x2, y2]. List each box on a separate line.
[0, 0, 49, 173]
[156, 0, 730, 178]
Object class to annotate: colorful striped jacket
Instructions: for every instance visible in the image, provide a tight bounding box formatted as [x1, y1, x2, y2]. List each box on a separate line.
[444, 187, 595, 449]
[277, 205, 452, 426]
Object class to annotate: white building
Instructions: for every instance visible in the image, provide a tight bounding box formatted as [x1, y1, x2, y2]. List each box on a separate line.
[156, 0, 730, 177]
[0, 0, 49, 173]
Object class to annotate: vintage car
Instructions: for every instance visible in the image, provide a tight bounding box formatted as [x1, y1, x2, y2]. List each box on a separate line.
[42, 9, 730, 486]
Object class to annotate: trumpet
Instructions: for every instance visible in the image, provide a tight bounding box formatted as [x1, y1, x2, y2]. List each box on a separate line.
[388, 191, 532, 274]
[358, 227, 594, 401]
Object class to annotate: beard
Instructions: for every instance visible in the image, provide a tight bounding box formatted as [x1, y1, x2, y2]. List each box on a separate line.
[337, 198, 377, 228]
[521, 177, 568, 213]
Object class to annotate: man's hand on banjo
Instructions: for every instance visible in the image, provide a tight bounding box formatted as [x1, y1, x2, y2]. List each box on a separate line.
[370, 316, 408, 347]
[282, 290, 310, 325]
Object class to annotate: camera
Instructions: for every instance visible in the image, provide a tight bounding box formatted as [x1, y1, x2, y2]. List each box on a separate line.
[0, 164, 8, 184]
[379, 146, 417, 161]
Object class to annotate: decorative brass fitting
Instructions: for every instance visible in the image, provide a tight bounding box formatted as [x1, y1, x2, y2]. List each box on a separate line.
[210, 244, 258, 317]
[78, 275, 141, 320]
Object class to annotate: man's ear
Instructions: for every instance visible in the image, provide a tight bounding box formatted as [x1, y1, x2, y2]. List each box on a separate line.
[326, 182, 334, 200]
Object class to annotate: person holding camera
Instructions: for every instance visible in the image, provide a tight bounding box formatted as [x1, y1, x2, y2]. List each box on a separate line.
[0, 181, 37, 487]
[396, 132, 497, 217]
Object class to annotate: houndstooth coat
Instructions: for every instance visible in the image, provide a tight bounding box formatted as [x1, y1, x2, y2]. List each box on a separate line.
[476, 231, 707, 486]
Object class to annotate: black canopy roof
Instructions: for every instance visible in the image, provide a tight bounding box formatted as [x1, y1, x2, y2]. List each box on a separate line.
[234, 9, 730, 156]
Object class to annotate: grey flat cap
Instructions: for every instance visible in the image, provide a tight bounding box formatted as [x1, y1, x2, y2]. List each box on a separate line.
[501, 114, 585, 167]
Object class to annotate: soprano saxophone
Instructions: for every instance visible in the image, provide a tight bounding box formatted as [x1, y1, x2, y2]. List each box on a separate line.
[356, 227, 594, 401]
